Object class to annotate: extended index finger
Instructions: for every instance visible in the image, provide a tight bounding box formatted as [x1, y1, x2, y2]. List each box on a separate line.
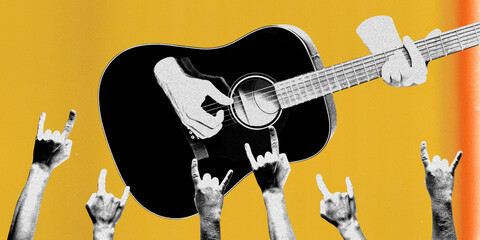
[191, 159, 201, 186]
[268, 126, 279, 157]
[219, 169, 234, 193]
[120, 186, 130, 206]
[98, 169, 107, 194]
[244, 143, 258, 170]
[346, 177, 354, 198]
[420, 141, 430, 167]
[37, 112, 46, 138]
[316, 174, 331, 198]
[450, 151, 462, 173]
[62, 110, 76, 139]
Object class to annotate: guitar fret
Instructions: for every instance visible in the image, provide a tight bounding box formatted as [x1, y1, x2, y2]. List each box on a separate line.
[296, 77, 306, 102]
[330, 67, 341, 92]
[286, 85, 297, 106]
[307, 73, 318, 99]
[427, 37, 444, 59]
[341, 64, 350, 88]
[298, 76, 308, 101]
[423, 40, 432, 61]
[282, 84, 291, 108]
[289, 81, 298, 103]
[303, 75, 314, 101]
[355, 60, 368, 83]
[278, 82, 289, 108]
[335, 66, 347, 89]
[274, 82, 283, 107]
[313, 72, 323, 96]
[321, 69, 331, 94]
[442, 33, 458, 54]
[372, 55, 381, 77]
[460, 28, 478, 49]
[455, 29, 464, 50]
[350, 62, 359, 86]
[326, 69, 336, 93]
[439, 35, 447, 56]
[367, 56, 380, 78]
[360, 58, 370, 81]
[296, 80, 305, 102]
[474, 25, 480, 44]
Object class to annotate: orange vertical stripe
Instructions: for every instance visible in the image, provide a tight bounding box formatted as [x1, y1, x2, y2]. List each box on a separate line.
[459, 0, 479, 238]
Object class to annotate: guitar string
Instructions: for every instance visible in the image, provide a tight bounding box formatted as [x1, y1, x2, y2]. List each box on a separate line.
[205, 28, 480, 127]
[205, 30, 479, 130]
[216, 29, 480, 128]
[200, 26, 480, 117]
[202, 35, 476, 120]
[176, 25, 479, 131]
[198, 24, 479, 114]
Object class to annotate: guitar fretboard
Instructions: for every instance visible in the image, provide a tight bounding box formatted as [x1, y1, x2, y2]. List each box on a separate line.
[274, 22, 480, 109]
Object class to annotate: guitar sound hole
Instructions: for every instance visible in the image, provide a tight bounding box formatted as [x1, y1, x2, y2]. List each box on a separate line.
[230, 74, 281, 130]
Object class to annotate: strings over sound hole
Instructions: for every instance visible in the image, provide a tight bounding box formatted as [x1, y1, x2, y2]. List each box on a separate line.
[230, 74, 281, 130]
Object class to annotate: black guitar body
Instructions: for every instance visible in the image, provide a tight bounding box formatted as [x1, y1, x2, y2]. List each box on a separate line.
[99, 25, 337, 218]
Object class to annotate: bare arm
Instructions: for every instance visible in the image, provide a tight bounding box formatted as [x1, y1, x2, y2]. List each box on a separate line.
[316, 175, 365, 240]
[420, 141, 460, 240]
[192, 159, 233, 240]
[86, 169, 130, 240]
[8, 110, 76, 240]
[8, 165, 50, 240]
[245, 126, 295, 240]
[262, 188, 294, 240]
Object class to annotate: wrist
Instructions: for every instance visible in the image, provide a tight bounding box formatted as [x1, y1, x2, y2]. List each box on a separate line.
[262, 187, 284, 198]
[431, 198, 453, 216]
[29, 163, 51, 181]
[93, 223, 115, 240]
[338, 220, 364, 239]
[199, 210, 222, 222]
[430, 194, 453, 206]
[262, 188, 285, 208]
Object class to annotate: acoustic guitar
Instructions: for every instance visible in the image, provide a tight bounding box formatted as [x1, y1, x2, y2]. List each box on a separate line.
[99, 23, 479, 218]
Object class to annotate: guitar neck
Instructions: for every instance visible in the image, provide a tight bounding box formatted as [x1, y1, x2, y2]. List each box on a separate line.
[275, 22, 480, 109]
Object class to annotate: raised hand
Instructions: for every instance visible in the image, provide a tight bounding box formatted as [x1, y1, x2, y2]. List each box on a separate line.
[154, 57, 233, 139]
[33, 110, 76, 172]
[420, 141, 460, 240]
[420, 141, 461, 202]
[192, 159, 233, 240]
[382, 29, 442, 87]
[244, 126, 291, 192]
[8, 110, 77, 240]
[316, 174, 365, 240]
[86, 169, 130, 239]
[245, 126, 295, 240]
[316, 174, 357, 227]
[192, 159, 233, 218]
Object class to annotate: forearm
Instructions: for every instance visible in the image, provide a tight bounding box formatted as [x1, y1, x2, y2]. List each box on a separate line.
[263, 188, 295, 240]
[200, 215, 221, 240]
[8, 164, 50, 240]
[154, 57, 182, 87]
[431, 199, 456, 240]
[337, 220, 366, 240]
[93, 224, 115, 240]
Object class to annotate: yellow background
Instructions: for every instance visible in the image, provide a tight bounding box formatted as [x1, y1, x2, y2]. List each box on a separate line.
[0, 0, 467, 239]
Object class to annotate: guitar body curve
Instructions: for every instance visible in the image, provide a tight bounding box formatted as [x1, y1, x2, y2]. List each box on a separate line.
[99, 25, 336, 218]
